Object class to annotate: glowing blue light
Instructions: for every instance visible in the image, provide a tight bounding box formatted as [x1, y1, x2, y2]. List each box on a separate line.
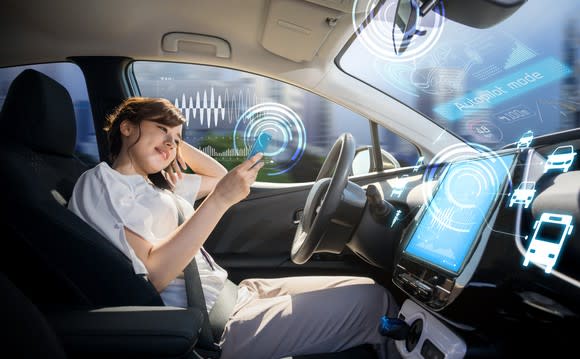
[233, 103, 307, 177]
[434, 57, 573, 121]
[509, 181, 536, 209]
[543, 145, 576, 173]
[516, 130, 534, 149]
[390, 175, 409, 198]
[391, 209, 403, 228]
[413, 156, 424, 172]
[406, 153, 515, 273]
[523, 213, 574, 274]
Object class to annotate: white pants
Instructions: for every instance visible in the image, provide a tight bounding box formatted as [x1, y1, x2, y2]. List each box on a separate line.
[219, 276, 393, 359]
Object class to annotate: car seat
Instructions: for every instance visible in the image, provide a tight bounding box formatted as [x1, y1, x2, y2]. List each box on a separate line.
[0, 69, 378, 358]
[0, 69, 163, 310]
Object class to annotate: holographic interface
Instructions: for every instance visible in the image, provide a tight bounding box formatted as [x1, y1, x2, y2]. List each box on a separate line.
[247, 132, 272, 159]
[413, 156, 425, 172]
[509, 181, 536, 208]
[391, 209, 403, 228]
[543, 145, 576, 173]
[391, 174, 409, 198]
[233, 103, 307, 176]
[405, 153, 515, 273]
[523, 213, 574, 274]
[516, 130, 534, 149]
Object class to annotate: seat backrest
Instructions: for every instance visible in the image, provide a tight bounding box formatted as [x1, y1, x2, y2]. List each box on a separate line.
[0, 272, 68, 358]
[0, 69, 163, 310]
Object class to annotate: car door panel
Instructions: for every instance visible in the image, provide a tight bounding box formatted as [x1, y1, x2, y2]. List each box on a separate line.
[204, 184, 378, 281]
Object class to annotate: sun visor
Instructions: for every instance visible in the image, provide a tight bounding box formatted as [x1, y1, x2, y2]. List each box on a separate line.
[440, 0, 527, 29]
[261, 0, 347, 63]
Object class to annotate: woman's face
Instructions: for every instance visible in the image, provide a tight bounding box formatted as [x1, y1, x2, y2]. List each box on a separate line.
[121, 119, 183, 175]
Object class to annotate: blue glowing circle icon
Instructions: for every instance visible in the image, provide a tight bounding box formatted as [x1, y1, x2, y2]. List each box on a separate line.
[233, 103, 307, 176]
[422, 144, 513, 233]
[351, 0, 445, 62]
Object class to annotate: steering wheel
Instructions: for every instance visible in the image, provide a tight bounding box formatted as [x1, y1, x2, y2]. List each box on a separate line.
[291, 133, 356, 264]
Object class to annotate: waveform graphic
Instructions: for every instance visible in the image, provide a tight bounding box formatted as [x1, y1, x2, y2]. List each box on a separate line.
[430, 207, 455, 232]
[174, 88, 260, 128]
[504, 40, 537, 70]
[233, 103, 307, 176]
[199, 145, 249, 158]
[473, 65, 502, 81]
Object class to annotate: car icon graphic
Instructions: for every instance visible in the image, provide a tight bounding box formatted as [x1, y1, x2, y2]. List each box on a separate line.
[543, 145, 576, 173]
[523, 213, 574, 274]
[509, 181, 536, 208]
[412, 156, 425, 173]
[390, 174, 409, 198]
[516, 130, 534, 149]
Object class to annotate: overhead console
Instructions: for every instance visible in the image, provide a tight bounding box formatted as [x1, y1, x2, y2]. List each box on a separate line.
[393, 152, 517, 310]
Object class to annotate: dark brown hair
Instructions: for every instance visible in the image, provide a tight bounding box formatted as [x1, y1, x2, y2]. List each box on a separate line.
[104, 97, 186, 190]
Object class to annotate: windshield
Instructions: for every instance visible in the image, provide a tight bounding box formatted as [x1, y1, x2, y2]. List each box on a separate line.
[339, 0, 579, 150]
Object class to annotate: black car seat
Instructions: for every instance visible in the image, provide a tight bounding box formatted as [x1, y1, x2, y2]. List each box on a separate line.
[0, 69, 163, 310]
[0, 69, 378, 359]
[0, 272, 67, 359]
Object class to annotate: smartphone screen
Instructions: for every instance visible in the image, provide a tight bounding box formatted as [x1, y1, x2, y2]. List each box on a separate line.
[247, 132, 272, 159]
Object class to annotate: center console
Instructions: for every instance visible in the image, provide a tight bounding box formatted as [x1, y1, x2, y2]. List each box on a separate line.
[393, 152, 516, 310]
[395, 299, 466, 359]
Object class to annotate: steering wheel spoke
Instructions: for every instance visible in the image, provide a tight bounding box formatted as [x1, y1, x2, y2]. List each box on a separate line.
[291, 133, 360, 264]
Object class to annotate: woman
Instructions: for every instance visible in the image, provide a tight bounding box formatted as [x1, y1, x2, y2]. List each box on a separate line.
[68, 97, 394, 358]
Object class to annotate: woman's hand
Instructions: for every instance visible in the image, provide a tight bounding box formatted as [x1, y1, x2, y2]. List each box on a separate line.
[211, 153, 264, 208]
[165, 150, 188, 187]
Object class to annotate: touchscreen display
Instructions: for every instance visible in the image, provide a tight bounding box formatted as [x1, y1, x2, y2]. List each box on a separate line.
[404, 153, 515, 273]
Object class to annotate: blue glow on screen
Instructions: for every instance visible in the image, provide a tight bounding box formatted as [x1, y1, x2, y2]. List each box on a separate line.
[404, 154, 515, 273]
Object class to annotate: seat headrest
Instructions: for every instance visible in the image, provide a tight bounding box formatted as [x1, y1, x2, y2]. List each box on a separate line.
[0, 69, 76, 156]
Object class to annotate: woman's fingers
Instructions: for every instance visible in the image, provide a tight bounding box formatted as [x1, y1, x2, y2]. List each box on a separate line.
[239, 153, 264, 170]
[248, 160, 264, 179]
[172, 161, 183, 180]
[213, 156, 265, 207]
[177, 153, 188, 172]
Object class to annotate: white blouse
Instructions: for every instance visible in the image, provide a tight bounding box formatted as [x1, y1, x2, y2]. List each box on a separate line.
[68, 162, 228, 311]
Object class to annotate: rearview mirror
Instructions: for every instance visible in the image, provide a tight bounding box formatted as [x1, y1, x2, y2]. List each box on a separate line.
[392, 0, 440, 55]
[392, 0, 419, 55]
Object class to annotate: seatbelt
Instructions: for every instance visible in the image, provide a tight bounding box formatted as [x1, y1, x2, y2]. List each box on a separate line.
[170, 193, 221, 355]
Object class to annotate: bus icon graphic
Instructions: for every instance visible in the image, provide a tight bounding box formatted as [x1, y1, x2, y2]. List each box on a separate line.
[523, 213, 574, 274]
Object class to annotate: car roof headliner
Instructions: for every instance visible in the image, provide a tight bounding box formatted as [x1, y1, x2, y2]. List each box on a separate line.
[0, 0, 463, 157]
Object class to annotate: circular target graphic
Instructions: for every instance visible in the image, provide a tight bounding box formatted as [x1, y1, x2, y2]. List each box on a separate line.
[351, 0, 445, 62]
[233, 103, 306, 176]
[422, 143, 513, 232]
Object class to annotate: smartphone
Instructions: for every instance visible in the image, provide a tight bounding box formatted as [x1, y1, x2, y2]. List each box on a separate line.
[247, 132, 272, 160]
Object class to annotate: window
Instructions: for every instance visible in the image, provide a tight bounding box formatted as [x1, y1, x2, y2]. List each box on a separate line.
[0, 63, 98, 163]
[132, 61, 418, 183]
[339, 0, 579, 150]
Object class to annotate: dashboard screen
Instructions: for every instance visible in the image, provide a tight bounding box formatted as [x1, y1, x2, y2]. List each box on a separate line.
[404, 153, 515, 273]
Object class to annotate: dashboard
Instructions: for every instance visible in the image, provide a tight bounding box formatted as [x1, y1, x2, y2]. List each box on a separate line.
[353, 130, 580, 357]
